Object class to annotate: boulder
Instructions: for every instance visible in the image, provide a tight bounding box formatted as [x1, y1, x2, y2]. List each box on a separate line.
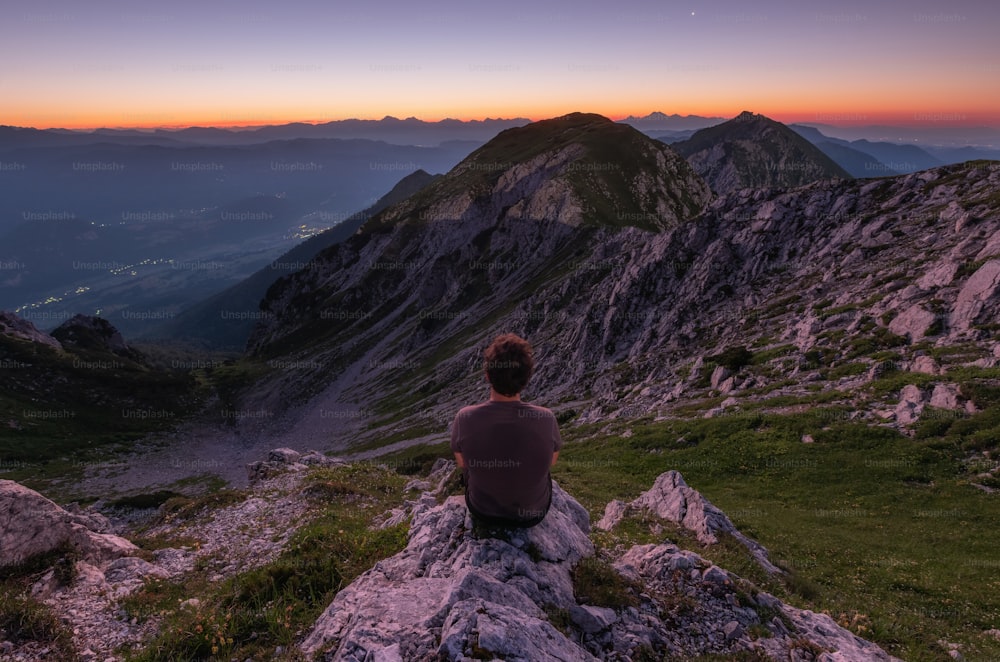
[594, 470, 782, 575]
[951, 259, 1000, 333]
[895, 384, 925, 425]
[929, 383, 963, 410]
[710, 365, 732, 389]
[268, 447, 301, 464]
[910, 355, 941, 375]
[888, 304, 936, 341]
[570, 605, 618, 633]
[0, 480, 138, 567]
[793, 313, 820, 351]
[916, 259, 958, 289]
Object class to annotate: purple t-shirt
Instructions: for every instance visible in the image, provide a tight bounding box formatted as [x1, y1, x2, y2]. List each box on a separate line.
[450, 400, 562, 522]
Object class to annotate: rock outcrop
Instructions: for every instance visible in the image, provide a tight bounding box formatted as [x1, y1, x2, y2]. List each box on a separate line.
[301, 482, 594, 661]
[51, 314, 132, 356]
[300, 469, 899, 661]
[246, 446, 348, 482]
[0, 310, 62, 350]
[0, 479, 137, 567]
[951, 259, 1000, 334]
[595, 470, 782, 575]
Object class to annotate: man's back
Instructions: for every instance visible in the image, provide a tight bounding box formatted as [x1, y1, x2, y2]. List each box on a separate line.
[451, 400, 561, 524]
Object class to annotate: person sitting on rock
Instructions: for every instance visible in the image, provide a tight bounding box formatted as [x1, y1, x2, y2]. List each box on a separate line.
[450, 333, 561, 528]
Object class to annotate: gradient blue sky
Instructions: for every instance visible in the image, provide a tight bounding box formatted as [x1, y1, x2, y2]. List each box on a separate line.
[2, 0, 998, 129]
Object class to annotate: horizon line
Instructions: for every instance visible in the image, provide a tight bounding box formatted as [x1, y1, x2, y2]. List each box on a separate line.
[6, 110, 999, 133]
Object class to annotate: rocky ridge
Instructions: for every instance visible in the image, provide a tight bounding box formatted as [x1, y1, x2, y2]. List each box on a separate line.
[236, 134, 1000, 452]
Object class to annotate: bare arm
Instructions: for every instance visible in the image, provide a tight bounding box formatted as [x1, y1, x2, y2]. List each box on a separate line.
[454, 452, 465, 469]
[551, 451, 558, 466]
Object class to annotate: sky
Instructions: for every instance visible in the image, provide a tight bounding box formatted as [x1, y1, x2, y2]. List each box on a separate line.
[2, 0, 998, 130]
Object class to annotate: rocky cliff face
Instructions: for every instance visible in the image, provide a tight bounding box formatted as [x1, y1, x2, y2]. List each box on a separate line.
[672, 111, 851, 195]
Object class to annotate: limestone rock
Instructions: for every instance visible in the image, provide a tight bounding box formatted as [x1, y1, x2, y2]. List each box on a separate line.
[710, 365, 732, 389]
[300, 482, 594, 660]
[929, 383, 963, 410]
[793, 313, 820, 351]
[951, 259, 1000, 333]
[594, 471, 782, 575]
[917, 259, 959, 289]
[570, 605, 618, 633]
[895, 384, 925, 425]
[616, 543, 900, 661]
[0, 480, 137, 567]
[250, 448, 348, 482]
[268, 447, 301, 464]
[910, 354, 941, 375]
[888, 304, 936, 341]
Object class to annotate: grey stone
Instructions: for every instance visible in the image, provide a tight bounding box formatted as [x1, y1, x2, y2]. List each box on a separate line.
[930, 383, 963, 410]
[889, 305, 936, 341]
[710, 365, 732, 389]
[300, 481, 594, 660]
[0, 479, 138, 567]
[268, 447, 301, 464]
[570, 605, 618, 633]
[952, 259, 1000, 333]
[594, 470, 783, 575]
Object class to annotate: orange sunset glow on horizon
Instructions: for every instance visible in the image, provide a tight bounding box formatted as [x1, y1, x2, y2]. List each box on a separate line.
[2, 0, 997, 133]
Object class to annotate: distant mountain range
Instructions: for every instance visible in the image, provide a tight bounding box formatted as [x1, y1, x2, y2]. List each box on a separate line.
[0, 117, 532, 148]
[4, 109, 999, 348]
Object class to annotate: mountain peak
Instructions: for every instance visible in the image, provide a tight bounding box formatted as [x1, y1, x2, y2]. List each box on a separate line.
[672, 112, 851, 194]
[363, 112, 711, 233]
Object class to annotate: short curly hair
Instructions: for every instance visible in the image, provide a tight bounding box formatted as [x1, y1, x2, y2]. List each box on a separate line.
[483, 333, 534, 397]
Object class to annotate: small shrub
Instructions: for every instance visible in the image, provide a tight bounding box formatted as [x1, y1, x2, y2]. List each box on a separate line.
[571, 556, 640, 609]
[0, 592, 78, 658]
[709, 346, 754, 372]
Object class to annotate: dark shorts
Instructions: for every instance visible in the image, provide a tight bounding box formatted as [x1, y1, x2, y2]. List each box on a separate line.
[463, 477, 553, 529]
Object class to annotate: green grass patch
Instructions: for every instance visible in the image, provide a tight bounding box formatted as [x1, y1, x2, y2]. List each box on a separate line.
[0, 544, 80, 660]
[553, 414, 1000, 661]
[122, 464, 409, 661]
